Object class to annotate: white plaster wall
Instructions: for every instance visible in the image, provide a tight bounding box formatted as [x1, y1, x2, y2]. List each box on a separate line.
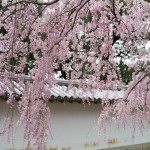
[0, 100, 150, 150]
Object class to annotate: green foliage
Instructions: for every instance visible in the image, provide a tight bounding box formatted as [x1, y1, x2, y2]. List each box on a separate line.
[83, 10, 92, 23]
[118, 60, 134, 85]
[9, 57, 17, 71]
[82, 41, 91, 51]
[0, 26, 7, 35]
[23, 52, 35, 75]
[37, 5, 43, 17]
[80, 61, 94, 77]
[38, 32, 47, 41]
[7, 0, 13, 4]
[100, 73, 108, 81]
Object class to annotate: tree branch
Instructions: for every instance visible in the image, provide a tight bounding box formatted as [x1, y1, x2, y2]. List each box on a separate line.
[125, 67, 150, 102]
[3, 0, 60, 9]
[144, 0, 150, 2]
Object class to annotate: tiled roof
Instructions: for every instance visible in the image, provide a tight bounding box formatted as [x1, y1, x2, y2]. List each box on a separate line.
[0, 77, 124, 103]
